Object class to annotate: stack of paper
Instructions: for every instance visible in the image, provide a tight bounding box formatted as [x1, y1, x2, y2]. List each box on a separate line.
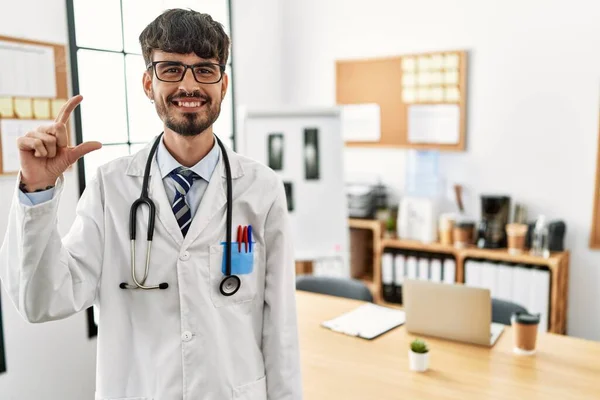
[321, 303, 406, 340]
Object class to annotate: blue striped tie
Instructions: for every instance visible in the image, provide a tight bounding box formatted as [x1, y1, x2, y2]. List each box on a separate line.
[169, 167, 198, 237]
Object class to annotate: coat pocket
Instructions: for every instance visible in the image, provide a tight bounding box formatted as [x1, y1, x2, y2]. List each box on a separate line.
[209, 243, 261, 307]
[233, 375, 267, 400]
[95, 397, 148, 400]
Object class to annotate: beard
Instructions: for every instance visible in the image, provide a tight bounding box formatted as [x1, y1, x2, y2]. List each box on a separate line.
[155, 91, 221, 137]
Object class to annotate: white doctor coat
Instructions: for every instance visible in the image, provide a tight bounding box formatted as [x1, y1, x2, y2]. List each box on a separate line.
[0, 141, 303, 400]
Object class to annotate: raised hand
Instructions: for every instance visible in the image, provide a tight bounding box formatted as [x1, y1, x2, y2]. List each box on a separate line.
[17, 95, 102, 191]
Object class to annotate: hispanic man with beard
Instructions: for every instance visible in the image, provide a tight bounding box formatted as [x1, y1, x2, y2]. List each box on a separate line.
[0, 9, 302, 400]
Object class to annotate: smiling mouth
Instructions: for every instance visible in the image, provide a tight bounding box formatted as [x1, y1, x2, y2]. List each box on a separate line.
[171, 99, 208, 110]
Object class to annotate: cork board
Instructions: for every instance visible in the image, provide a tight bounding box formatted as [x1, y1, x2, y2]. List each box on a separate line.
[0, 35, 70, 175]
[336, 50, 468, 151]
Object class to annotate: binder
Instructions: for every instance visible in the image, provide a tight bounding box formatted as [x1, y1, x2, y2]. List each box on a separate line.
[511, 265, 531, 314]
[465, 259, 481, 288]
[480, 261, 498, 298]
[418, 256, 430, 281]
[496, 263, 514, 303]
[394, 254, 406, 303]
[430, 258, 443, 282]
[443, 258, 456, 284]
[381, 252, 395, 303]
[407, 255, 418, 280]
[529, 268, 550, 333]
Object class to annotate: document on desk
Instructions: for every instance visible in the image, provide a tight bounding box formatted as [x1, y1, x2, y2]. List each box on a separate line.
[321, 303, 406, 340]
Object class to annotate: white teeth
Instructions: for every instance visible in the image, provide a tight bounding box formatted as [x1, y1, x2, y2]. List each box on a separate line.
[176, 101, 202, 107]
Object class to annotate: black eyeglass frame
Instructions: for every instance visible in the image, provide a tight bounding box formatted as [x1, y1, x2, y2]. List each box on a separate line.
[146, 61, 226, 84]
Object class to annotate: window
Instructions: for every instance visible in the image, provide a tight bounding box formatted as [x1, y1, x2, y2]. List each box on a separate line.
[66, 0, 235, 188]
[65, 0, 234, 339]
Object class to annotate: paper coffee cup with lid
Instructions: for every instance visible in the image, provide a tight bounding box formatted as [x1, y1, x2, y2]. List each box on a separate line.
[511, 312, 540, 355]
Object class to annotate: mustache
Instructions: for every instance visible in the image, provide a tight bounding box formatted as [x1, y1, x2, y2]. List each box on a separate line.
[168, 91, 210, 102]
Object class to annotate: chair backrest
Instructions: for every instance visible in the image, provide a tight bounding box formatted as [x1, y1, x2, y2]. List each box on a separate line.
[492, 298, 527, 325]
[295, 275, 374, 302]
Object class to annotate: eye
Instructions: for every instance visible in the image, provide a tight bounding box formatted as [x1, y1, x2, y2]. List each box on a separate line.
[194, 66, 217, 75]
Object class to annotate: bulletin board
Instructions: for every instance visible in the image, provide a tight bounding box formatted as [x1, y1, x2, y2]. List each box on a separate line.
[336, 50, 468, 151]
[0, 35, 70, 176]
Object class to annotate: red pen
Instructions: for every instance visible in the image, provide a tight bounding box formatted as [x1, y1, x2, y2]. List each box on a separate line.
[243, 226, 248, 253]
[237, 225, 242, 252]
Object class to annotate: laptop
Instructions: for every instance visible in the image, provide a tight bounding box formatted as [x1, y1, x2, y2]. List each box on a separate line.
[403, 279, 505, 347]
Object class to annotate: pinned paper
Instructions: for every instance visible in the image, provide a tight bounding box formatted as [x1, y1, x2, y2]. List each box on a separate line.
[402, 57, 416, 72]
[431, 87, 444, 102]
[418, 72, 431, 86]
[0, 97, 14, 118]
[13, 98, 32, 118]
[33, 98, 50, 119]
[444, 54, 460, 69]
[417, 88, 431, 102]
[51, 98, 66, 119]
[341, 103, 381, 142]
[0, 40, 57, 98]
[444, 70, 459, 85]
[1, 119, 53, 172]
[417, 56, 431, 71]
[402, 73, 416, 87]
[407, 104, 460, 144]
[403, 88, 416, 103]
[445, 86, 461, 102]
[430, 54, 444, 69]
[430, 72, 443, 85]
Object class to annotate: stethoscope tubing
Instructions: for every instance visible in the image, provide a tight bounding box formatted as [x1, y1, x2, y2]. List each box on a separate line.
[121, 132, 236, 294]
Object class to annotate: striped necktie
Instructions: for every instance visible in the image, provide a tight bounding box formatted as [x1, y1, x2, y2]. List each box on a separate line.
[169, 167, 198, 237]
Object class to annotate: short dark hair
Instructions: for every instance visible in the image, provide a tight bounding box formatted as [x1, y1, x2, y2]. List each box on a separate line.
[139, 8, 230, 67]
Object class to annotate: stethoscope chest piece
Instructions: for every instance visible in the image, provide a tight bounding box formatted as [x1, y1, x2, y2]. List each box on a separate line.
[220, 275, 241, 296]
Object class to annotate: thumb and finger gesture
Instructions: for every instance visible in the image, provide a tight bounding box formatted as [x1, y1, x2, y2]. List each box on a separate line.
[54, 95, 103, 163]
[17, 95, 102, 183]
[17, 95, 102, 169]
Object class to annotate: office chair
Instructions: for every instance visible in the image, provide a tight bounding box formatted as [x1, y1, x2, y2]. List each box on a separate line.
[492, 298, 528, 326]
[295, 275, 374, 302]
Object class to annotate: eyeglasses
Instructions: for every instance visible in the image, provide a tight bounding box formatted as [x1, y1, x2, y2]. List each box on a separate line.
[147, 61, 226, 84]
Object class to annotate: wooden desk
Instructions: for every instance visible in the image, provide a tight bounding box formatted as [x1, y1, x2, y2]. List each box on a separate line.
[297, 291, 600, 399]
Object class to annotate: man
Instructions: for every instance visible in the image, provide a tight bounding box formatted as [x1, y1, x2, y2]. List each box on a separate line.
[0, 9, 302, 399]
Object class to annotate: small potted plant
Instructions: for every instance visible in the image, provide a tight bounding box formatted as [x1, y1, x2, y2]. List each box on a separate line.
[409, 338, 429, 372]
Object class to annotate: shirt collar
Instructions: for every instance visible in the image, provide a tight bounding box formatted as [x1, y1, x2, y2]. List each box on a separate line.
[156, 135, 220, 182]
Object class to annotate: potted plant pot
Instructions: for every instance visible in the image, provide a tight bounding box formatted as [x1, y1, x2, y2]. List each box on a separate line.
[409, 339, 429, 372]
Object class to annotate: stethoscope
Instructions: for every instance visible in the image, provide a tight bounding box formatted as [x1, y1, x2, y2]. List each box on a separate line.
[119, 132, 241, 296]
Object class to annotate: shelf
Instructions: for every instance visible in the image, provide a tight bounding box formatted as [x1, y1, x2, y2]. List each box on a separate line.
[379, 236, 569, 334]
[348, 218, 384, 232]
[381, 238, 456, 255]
[381, 238, 567, 269]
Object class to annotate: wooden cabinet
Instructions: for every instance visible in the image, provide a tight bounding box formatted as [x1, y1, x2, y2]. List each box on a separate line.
[349, 219, 570, 335]
[348, 219, 385, 301]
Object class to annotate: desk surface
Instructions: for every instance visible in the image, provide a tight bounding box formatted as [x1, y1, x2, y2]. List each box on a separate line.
[297, 291, 600, 400]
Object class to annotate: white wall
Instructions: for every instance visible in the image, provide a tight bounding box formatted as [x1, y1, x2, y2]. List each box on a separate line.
[0, 1, 98, 398]
[281, 0, 600, 340]
[231, 0, 286, 108]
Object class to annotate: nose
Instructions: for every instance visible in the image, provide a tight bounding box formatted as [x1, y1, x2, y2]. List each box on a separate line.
[177, 67, 200, 92]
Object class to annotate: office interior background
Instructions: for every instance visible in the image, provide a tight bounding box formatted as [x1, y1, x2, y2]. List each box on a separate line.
[1, 0, 600, 398]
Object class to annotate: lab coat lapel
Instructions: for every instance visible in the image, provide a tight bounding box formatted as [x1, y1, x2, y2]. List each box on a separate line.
[149, 157, 184, 246]
[183, 153, 227, 246]
[126, 137, 183, 246]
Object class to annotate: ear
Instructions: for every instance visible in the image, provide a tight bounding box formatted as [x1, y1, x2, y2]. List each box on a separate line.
[143, 70, 153, 100]
[220, 72, 229, 100]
